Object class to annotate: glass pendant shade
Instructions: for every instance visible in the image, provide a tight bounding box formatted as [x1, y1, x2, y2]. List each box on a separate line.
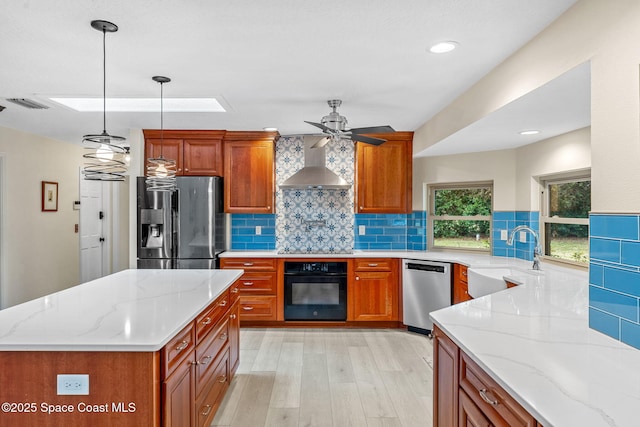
[82, 20, 127, 181]
[146, 76, 177, 192]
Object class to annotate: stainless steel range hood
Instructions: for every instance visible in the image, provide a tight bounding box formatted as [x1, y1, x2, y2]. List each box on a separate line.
[279, 136, 350, 189]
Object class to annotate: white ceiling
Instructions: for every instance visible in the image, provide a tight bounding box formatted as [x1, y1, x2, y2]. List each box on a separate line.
[0, 0, 580, 153]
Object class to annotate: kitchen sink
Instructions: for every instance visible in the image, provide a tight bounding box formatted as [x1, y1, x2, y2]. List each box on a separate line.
[467, 266, 543, 298]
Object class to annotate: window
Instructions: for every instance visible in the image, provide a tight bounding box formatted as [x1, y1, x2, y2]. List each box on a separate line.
[428, 183, 492, 251]
[541, 174, 590, 265]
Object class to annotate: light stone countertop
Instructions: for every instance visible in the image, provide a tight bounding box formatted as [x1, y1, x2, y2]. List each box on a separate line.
[0, 269, 243, 352]
[223, 249, 639, 426]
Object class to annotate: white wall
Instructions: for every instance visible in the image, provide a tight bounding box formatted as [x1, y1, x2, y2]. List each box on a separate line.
[0, 126, 83, 308]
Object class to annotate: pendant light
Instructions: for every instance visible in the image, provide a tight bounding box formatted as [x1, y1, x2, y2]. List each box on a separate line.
[82, 20, 127, 181]
[146, 76, 177, 192]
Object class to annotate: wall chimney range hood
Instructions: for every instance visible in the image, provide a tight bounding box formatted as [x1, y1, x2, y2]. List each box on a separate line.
[279, 136, 350, 189]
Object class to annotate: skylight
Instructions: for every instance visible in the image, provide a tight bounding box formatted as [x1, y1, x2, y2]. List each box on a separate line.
[49, 97, 226, 112]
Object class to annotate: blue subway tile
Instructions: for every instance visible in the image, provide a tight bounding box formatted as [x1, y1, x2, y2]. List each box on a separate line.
[591, 215, 639, 240]
[493, 211, 515, 221]
[384, 228, 406, 235]
[604, 267, 640, 298]
[590, 238, 621, 263]
[515, 211, 530, 221]
[621, 320, 640, 350]
[589, 285, 638, 322]
[589, 308, 620, 340]
[621, 241, 640, 267]
[589, 263, 604, 287]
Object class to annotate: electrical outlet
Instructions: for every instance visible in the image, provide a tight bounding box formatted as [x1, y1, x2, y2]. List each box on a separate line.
[519, 231, 527, 243]
[500, 230, 508, 240]
[255, 226, 262, 235]
[57, 374, 89, 395]
[358, 225, 366, 235]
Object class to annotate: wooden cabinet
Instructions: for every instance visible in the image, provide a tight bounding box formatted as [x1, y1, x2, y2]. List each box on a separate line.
[453, 264, 472, 304]
[354, 132, 413, 214]
[143, 130, 225, 176]
[349, 258, 400, 321]
[160, 287, 238, 427]
[220, 257, 279, 321]
[223, 131, 278, 213]
[433, 325, 538, 427]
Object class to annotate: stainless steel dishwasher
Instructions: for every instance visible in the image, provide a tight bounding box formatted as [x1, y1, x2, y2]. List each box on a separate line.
[402, 259, 452, 335]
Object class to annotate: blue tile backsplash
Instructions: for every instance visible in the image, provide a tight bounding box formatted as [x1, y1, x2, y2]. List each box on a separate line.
[589, 213, 640, 350]
[491, 211, 539, 261]
[230, 214, 276, 250]
[354, 211, 426, 251]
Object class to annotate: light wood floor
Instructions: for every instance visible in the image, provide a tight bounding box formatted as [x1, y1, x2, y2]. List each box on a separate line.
[211, 328, 434, 427]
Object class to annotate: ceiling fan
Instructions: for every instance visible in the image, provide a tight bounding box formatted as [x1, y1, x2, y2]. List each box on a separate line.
[304, 99, 395, 147]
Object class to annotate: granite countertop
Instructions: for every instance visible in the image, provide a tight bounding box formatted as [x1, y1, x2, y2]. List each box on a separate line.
[0, 269, 243, 352]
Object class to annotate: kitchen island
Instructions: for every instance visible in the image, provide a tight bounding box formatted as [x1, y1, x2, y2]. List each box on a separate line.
[0, 268, 243, 427]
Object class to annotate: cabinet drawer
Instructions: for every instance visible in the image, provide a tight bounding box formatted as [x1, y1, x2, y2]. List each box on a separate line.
[238, 296, 277, 320]
[195, 290, 230, 344]
[460, 352, 536, 427]
[229, 280, 241, 304]
[354, 259, 394, 271]
[455, 264, 468, 284]
[195, 348, 229, 427]
[220, 258, 277, 270]
[162, 322, 195, 379]
[237, 271, 277, 294]
[195, 318, 229, 395]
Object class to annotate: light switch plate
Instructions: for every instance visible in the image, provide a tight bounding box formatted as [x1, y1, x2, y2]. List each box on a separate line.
[57, 374, 89, 395]
[500, 230, 508, 240]
[519, 231, 527, 243]
[255, 226, 262, 235]
[358, 225, 366, 235]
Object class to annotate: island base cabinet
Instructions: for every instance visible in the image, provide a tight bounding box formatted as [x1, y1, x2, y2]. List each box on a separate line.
[163, 353, 195, 427]
[459, 389, 492, 427]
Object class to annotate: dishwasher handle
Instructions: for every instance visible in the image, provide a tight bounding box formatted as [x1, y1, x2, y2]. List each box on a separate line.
[405, 262, 447, 273]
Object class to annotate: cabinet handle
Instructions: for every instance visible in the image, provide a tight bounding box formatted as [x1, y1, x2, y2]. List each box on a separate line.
[243, 281, 254, 286]
[219, 333, 228, 341]
[243, 262, 254, 266]
[197, 355, 213, 366]
[355, 276, 360, 281]
[202, 317, 212, 326]
[462, 270, 468, 276]
[175, 341, 188, 352]
[232, 287, 239, 293]
[219, 300, 227, 307]
[368, 263, 379, 267]
[230, 314, 237, 319]
[218, 375, 227, 383]
[243, 306, 254, 311]
[201, 404, 212, 416]
[479, 389, 499, 406]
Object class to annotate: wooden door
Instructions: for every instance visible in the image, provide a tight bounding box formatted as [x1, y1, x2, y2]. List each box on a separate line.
[223, 138, 275, 213]
[355, 133, 413, 213]
[145, 138, 183, 175]
[351, 270, 398, 321]
[183, 139, 223, 176]
[434, 325, 459, 427]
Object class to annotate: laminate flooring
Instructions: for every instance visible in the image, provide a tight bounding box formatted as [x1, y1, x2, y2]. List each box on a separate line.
[211, 328, 434, 427]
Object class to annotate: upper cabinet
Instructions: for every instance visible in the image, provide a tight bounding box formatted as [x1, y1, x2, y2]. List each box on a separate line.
[143, 130, 225, 177]
[223, 131, 278, 214]
[355, 132, 413, 214]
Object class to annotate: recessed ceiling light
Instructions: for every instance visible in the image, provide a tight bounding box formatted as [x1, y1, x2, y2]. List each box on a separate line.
[49, 97, 226, 112]
[429, 41, 458, 54]
[519, 130, 540, 135]
[263, 127, 278, 132]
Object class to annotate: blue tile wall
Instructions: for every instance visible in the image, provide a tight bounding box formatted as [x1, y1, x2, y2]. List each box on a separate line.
[353, 211, 426, 251]
[230, 214, 276, 250]
[491, 211, 539, 261]
[589, 214, 640, 350]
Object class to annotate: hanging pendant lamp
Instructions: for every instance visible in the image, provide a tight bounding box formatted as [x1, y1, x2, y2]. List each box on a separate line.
[82, 20, 127, 181]
[146, 76, 177, 192]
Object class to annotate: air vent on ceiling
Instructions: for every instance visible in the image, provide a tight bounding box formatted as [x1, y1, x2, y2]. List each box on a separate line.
[6, 98, 49, 109]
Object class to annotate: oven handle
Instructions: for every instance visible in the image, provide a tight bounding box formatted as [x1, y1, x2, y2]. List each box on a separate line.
[283, 273, 347, 277]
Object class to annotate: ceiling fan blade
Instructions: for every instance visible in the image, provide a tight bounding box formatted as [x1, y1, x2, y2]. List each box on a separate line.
[351, 134, 387, 145]
[304, 121, 333, 133]
[349, 125, 395, 134]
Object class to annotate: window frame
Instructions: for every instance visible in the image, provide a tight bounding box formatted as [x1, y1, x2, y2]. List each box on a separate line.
[427, 181, 493, 252]
[539, 171, 590, 267]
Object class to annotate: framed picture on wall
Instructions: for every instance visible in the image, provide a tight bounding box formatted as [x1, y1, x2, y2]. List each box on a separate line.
[42, 181, 58, 212]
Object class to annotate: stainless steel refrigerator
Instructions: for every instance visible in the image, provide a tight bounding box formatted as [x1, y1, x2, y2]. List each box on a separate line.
[137, 176, 226, 269]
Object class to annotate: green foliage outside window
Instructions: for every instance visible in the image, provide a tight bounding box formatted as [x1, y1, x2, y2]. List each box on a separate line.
[433, 188, 492, 238]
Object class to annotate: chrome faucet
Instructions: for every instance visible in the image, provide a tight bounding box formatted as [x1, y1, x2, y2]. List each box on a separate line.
[506, 225, 542, 270]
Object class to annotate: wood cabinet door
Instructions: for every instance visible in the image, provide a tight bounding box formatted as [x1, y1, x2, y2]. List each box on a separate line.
[355, 133, 413, 213]
[183, 139, 223, 176]
[145, 138, 183, 175]
[351, 270, 399, 321]
[459, 389, 492, 427]
[453, 264, 472, 304]
[434, 325, 459, 427]
[223, 140, 275, 213]
[228, 300, 240, 377]
[162, 352, 195, 427]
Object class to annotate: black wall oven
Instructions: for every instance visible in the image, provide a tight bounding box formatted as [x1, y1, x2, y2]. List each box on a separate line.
[284, 262, 347, 321]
